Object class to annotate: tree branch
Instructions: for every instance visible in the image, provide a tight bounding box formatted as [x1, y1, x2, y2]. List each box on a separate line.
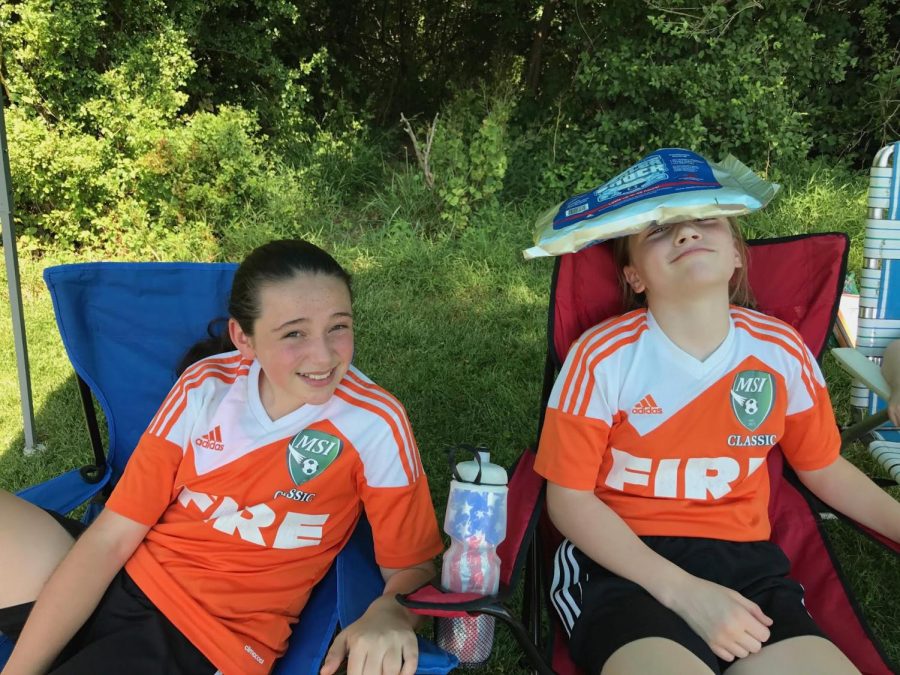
[400, 112, 438, 190]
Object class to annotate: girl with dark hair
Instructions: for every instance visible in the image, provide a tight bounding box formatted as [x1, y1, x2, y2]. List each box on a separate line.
[536, 217, 900, 675]
[0, 239, 443, 675]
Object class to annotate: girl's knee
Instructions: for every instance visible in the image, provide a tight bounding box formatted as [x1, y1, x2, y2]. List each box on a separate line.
[0, 492, 75, 607]
[726, 636, 859, 675]
[601, 637, 717, 675]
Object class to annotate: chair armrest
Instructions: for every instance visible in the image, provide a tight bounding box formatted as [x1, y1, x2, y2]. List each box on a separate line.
[833, 347, 893, 447]
[16, 466, 111, 515]
[832, 348, 892, 400]
[397, 583, 501, 618]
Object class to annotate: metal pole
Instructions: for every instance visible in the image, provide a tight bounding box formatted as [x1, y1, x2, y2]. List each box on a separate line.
[0, 92, 38, 454]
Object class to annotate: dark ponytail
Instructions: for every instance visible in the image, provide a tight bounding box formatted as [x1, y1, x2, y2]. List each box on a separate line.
[176, 240, 352, 375]
[175, 318, 233, 376]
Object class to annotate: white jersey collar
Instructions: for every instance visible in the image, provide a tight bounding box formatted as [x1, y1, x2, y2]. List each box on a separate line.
[247, 360, 331, 431]
[646, 310, 735, 379]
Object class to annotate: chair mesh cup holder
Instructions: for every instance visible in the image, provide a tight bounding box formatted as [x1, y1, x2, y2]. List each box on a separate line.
[434, 614, 496, 668]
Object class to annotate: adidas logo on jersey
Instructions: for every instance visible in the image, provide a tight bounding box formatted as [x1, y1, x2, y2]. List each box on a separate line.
[631, 395, 662, 415]
[195, 426, 224, 451]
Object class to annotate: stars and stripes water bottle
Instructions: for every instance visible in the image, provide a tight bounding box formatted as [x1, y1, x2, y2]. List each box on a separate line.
[436, 445, 508, 667]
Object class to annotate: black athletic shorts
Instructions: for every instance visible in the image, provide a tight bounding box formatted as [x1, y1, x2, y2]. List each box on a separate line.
[552, 536, 827, 674]
[45, 509, 89, 539]
[0, 511, 217, 675]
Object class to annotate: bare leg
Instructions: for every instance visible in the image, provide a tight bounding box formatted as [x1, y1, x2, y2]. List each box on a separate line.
[601, 637, 717, 675]
[0, 490, 75, 608]
[727, 636, 859, 675]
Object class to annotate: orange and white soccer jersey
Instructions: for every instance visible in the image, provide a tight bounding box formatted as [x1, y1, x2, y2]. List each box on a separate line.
[105, 352, 442, 675]
[535, 307, 840, 542]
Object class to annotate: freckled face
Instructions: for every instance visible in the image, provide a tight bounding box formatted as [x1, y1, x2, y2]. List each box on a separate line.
[230, 273, 353, 418]
[622, 217, 742, 299]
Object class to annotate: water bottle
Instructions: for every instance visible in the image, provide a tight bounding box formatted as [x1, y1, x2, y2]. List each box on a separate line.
[436, 445, 508, 667]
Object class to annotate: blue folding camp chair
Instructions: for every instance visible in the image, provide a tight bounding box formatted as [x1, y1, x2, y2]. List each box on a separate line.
[0, 262, 456, 674]
[839, 142, 900, 483]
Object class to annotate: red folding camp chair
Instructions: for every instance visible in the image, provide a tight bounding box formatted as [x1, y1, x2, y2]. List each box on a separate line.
[402, 232, 900, 675]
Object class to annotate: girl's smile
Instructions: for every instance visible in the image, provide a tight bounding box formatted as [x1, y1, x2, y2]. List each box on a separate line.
[230, 272, 354, 420]
[670, 245, 714, 263]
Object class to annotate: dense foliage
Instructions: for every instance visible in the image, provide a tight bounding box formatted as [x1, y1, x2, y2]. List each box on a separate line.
[0, 0, 896, 251]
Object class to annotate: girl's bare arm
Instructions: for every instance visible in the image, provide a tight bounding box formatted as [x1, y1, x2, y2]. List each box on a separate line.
[797, 455, 900, 542]
[3, 509, 149, 675]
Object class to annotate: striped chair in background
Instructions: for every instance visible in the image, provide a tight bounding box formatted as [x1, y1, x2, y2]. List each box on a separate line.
[848, 142, 900, 483]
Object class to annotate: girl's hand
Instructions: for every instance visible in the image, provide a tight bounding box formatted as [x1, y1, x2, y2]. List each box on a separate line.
[319, 595, 418, 675]
[888, 391, 900, 427]
[664, 574, 772, 662]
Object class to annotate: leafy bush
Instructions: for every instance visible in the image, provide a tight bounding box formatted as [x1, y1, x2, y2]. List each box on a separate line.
[6, 108, 111, 251]
[2, 0, 895, 253]
[426, 86, 515, 233]
[505, 0, 888, 201]
[8, 102, 327, 256]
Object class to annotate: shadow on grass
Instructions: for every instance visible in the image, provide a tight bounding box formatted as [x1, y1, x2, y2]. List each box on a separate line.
[0, 372, 98, 494]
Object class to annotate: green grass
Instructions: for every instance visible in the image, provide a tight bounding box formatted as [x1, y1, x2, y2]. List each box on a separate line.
[1, 162, 898, 672]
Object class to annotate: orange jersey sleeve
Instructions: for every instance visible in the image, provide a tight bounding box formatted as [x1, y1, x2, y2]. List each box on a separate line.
[535, 409, 610, 491]
[779, 344, 841, 471]
[106, 353, 250, 526]
[337, 370, 443, 568]
[535, 315, 634, 491]
[105, 432, 183, 526]
[361, 479, 444, 568]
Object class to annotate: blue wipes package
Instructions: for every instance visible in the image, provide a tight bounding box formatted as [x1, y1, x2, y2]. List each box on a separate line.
[524, 148, 779, 259]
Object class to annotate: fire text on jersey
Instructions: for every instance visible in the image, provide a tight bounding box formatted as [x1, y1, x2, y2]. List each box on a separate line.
[177, 487, 329, 549]
[605, 449, 766, 500]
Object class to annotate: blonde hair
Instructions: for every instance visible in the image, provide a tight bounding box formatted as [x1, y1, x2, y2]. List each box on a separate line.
[611, 216, 755, 311]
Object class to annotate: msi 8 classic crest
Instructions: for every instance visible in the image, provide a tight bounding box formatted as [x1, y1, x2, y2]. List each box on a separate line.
[287, 429, 343, 486]
[730, 370, 775, 431]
